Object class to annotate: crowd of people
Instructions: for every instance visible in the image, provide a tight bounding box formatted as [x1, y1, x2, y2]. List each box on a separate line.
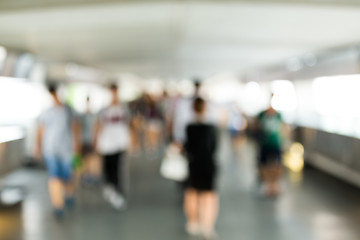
[34, 79, 286, 239]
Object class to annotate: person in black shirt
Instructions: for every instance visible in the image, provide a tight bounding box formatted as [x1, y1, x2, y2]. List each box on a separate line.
[184, 97, 218, 239]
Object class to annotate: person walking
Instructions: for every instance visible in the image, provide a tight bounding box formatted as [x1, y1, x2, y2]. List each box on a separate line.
[79, 96, 101, 185]
[94, 83, 131, 210]
[255, 93, 285, 196]
[35, 83, 80, 219]
[183, 97, 219, 239]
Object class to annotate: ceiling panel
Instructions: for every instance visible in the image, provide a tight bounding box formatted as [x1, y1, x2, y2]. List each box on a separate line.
[1, 1, 360, 77]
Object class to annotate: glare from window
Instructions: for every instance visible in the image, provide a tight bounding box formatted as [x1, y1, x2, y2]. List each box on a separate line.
[178, 79, 195, 97]
[313, 75, 360, 118]
[0, 77, 43, 125]
[242, 81, 264, 116]
[67, 83, 110, 113]
[205, 73, 241, 103]
[271, 80, 297, 112]
[0, 126, 24, 143]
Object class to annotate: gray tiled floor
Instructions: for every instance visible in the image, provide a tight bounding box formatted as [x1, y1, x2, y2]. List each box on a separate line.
[1, 136, 360, 240]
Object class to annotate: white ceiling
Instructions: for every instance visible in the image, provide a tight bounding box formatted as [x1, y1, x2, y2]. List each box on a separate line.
[1, 1, 360, 78]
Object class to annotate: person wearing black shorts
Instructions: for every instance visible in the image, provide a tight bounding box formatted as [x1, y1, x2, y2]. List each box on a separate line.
[256, 93, 284, 196]
[184, 97, 218, 239]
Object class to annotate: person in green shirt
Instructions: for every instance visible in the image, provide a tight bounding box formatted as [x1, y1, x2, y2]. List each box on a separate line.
[256, 94, 284, 196]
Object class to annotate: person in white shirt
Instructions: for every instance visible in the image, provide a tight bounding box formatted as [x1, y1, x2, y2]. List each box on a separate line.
[94, 84, 131, 210]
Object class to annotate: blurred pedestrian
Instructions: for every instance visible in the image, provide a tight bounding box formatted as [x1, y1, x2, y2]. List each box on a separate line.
[228, 102, 247, 148]
[128, 92, 147, 155]
[94, 83, 131, 210]
[159, 90, 177, 143]
[144, 93, 163, 154]
[172, 80, 202, 146]
[255, 93, 285, 196]
[35, 83, 80, 219]
[184, 97, 219, 239]
[79, 96, 101, 185]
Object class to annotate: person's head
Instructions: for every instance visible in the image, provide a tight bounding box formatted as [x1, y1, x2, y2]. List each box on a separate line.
[162, 90, 168, 98]
[193, 97, 206, 117]
[269, 92, 275, 108]
[266, 92, 277, 114]
[193, 78, 201, 96]
[47, 82, 62, 105]
[47, 82, 57, 96]
[109, 83, 118, 104]
[85, 95, 91, 111]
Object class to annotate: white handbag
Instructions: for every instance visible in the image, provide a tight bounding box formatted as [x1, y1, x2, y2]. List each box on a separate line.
[160, 144, 188, 182]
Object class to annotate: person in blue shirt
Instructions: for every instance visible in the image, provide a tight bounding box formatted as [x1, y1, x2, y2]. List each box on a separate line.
[35, 83, 80, 219]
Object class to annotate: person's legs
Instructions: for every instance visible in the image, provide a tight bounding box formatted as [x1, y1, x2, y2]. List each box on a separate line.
[260, 147, 272, 192]
[59, 160, 75, 207]
[184, 188, 200, 235]
[80, 146, 92, 183]
[45, 156, 67, 216]
[258, 147, 267, 185]
[268, 163, 282, 195]
[147, 121, 161, 151]
[199, 191, 219, 236]
[107, 152, 121, 192]
[131, 115, 143, 153]
[117, 152, 125, 196]
[147, 128, 154, 150]
[261, 149, 282, 196]
[102, 154, 114, 201]
[48, 177, 65, 209]
[261, 164, 273, 195]
[88, 152, 102, 180]
[103, 152, 126, 210]
[152, 129, 160, 149]
[103, 154, 112, 185]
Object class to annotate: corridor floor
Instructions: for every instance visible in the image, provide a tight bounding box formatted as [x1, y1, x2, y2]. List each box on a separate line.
[1, 136, 360, 240]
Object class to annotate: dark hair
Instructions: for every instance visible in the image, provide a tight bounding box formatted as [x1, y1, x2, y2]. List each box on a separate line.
[193, 97, 206, 113]
[47, 82, 57, 94]
[109, 83, 118, 91]
[193, 78, 201, 88]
